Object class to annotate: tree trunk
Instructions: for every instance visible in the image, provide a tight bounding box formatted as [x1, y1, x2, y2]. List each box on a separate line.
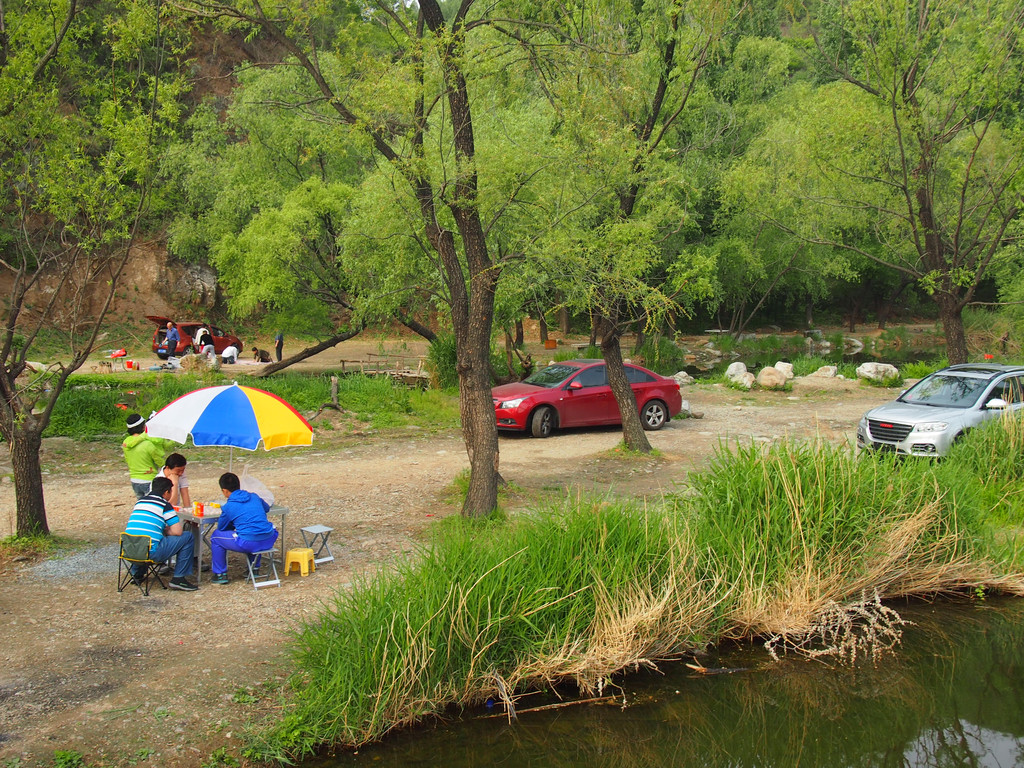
[504, 329, 515, 380]
[457, 275, 500, 517]
[937, 295, 969, 365]
[876, 278, 911, 331]
[253, 326, 364, 377]
[805, 296, 814, 329]
[558, 306, 570, 335]
[538, 311, 548, 343]
[397, 313, 437, 342]
[514, 320, 524, 348]
[601, 327, 652, 452]
[11, 424, 49, 535]
[589, 313, 598, 347]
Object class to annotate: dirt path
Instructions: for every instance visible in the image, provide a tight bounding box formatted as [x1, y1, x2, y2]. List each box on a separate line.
[0, 377, 891, 767]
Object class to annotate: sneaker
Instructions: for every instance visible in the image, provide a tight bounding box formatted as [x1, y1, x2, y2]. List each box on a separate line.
[210, 573, 230, 585]
[157, 563, 174, 576]
[168, 577, 198, 592]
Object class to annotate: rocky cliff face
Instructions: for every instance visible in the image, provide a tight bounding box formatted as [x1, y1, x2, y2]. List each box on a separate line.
[1, 240, 223, 334]
[106, 241, 220, 319]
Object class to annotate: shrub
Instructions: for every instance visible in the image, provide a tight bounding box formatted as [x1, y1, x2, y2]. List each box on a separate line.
[425, 334, 458, 390]
[633, 336, 687, 375]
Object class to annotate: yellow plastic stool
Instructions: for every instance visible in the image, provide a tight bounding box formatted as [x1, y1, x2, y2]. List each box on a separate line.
[284, 548, 316, 577]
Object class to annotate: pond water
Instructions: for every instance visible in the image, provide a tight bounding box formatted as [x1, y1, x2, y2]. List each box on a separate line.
[320, 598, 1024, 768]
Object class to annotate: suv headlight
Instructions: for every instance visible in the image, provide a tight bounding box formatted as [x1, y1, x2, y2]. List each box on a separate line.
[914, 421, 949, 433]
[498, 397, 525, 409]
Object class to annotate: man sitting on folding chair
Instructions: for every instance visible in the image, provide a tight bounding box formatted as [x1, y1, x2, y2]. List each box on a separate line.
[123, 476, 198, 591]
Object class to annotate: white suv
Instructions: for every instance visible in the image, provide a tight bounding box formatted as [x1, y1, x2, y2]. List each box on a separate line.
[857, 364, 1024, 456]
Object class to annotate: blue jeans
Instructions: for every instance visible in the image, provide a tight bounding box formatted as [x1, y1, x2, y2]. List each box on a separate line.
[131, 480, 151, 499]
[210, 529, 278, 574]
[134, 530, 195, 579]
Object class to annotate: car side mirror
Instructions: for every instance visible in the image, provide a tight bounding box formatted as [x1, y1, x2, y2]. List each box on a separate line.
[985, 397, 1009, 409]
[568, 381, 583, 390]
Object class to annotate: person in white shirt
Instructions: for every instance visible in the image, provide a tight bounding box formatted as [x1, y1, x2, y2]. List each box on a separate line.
[221, 344, 239, 364]
[156, 452, 191, 509]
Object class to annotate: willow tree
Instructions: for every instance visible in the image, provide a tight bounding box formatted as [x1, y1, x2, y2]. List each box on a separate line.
[0, 0, 178, 535]
[172, 0, 579, 515]
[542, 0, 735, 451]
[732, 1, 1024, 364]
[160, 68, 438, 377]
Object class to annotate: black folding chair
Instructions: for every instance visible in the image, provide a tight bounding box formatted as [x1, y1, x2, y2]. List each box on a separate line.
[117, 534, 167, 595]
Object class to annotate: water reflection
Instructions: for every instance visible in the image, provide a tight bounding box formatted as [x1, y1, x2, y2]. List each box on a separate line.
[321, 599, 1024, 768]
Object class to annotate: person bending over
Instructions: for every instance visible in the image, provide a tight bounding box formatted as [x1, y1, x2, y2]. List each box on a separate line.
[209, 472, 278, 585]
[123, 476, 197, 591]
[252, 346, 272, 363]
[156, 452, 192, 509]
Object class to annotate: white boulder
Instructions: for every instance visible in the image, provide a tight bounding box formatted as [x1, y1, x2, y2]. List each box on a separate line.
[725, 361, 748, 381]
[807, 365, 837, 378]
[672, 371, 696, 386]
[856, 362, 899, 382]
[773, 361, 795, 380]
[756, 366, 789, 390]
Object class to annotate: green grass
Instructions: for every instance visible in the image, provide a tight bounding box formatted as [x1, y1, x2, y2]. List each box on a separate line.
[255, 501, 720, 760]
[790, 356, 858, 379]
[0, 533, 61, 564]
[250, 424, 1024, 761]
[42, 373, 459, 439]
[900, 359, 947, 380]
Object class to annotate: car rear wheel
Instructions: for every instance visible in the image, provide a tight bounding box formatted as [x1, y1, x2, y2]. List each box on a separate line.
[641, 400, 668, 430]
[530, 406, 557, 438]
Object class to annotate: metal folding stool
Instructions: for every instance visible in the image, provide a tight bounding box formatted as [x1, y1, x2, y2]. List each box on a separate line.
[244, 549, 281, 590]
[300, 525, 335, 565]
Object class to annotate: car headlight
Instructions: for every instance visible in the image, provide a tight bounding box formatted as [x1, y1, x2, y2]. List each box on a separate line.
[914, 422, 949, 433]
[498, 397, 525, 409]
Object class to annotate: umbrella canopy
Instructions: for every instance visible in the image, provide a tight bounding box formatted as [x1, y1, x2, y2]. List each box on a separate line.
[145, 383, 313, 451]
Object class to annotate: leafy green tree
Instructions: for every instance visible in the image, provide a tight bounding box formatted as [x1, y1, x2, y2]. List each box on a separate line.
[733, 1, 1024, 364]
[171, 0, 580, 515]
[541, 0, 735, 451]
[161, 67, 438, 372]
[0, 0, 181, 534]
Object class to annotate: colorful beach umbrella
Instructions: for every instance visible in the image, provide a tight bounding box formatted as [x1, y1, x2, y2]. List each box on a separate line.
[145, 383, 313, 452]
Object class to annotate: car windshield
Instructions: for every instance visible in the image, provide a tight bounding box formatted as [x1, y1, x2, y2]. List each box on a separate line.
[523, 364, 579, 388]
[898, 373, 990, 408]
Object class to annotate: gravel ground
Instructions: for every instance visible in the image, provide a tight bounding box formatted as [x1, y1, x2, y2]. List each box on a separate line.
[0, 376, 893, 767]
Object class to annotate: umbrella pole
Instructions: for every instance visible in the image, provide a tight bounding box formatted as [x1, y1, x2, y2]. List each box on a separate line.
[229, 446, 234, 473]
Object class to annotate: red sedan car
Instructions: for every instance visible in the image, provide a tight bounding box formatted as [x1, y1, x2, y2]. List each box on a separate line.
[492, 359, 683, 437]
[146, 315, 243, 359]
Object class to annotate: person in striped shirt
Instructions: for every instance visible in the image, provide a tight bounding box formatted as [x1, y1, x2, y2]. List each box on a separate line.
[124, 476, 197, 591]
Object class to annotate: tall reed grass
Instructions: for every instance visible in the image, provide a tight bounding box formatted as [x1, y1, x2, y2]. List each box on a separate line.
[257, 502, 724, 759]
[254, 424, 1024, 761]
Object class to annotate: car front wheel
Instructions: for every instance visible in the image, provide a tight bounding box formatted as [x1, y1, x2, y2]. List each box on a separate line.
[641, 400, 668, 430]
[530, 406, 557, 438]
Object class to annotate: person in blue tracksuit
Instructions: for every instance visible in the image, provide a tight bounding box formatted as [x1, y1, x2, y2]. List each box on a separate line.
[209, 472, 278, 585]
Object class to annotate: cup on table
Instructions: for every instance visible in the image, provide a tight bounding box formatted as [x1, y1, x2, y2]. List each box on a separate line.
[195, 501, 204, 517]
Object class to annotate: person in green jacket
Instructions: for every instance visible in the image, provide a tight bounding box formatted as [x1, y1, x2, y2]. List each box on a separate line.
[122, 414, 174, 499]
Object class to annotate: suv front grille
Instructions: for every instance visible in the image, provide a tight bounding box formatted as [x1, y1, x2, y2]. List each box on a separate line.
[868, 419, 913, 442]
